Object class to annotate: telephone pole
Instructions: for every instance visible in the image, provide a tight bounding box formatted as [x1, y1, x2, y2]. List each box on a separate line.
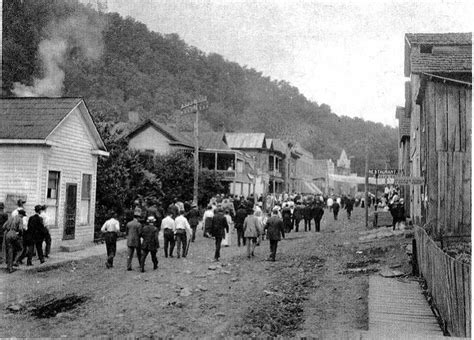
[181, 96, 208, 206]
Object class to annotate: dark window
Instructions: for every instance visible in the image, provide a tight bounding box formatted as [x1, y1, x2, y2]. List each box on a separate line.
[420, 45, 433, 53]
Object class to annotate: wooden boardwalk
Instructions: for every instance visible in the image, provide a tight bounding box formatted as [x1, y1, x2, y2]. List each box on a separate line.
[368, 275, 445, 339]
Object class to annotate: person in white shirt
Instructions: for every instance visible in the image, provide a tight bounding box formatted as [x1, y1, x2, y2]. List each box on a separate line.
[101, 212, 121, 268]
[11, 199, 26, 218]
[174, 210, 192, 258]
[40, 205, 52, 258]
[161, 211, 176, 258]
[202, 205, 214, 238]
[327, 197, 334, 212]
[221, 209, 233, 247]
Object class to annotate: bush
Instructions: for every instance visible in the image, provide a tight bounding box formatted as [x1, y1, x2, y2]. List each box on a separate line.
[95, 125, 225, 229]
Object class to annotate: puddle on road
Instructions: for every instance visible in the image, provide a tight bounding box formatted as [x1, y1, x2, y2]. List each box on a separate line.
[30, 294, 89, 318]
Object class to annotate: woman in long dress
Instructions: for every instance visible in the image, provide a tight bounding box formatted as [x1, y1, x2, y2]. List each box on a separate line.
[222, 209, 232, 247]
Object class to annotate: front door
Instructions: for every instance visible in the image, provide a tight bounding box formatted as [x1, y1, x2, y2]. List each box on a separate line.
[63, 183, 77, 240]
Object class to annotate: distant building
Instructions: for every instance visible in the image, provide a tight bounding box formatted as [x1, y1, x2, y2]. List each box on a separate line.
[193, 131, 254, 197]
[0, 97, 109, 249]
[291, 143, 321, 195]
[404, 32, 472, 229]
[127, 122, 254, 197]
[265, 138, 287, 194]
[127, 119, 194, 155]
[313, 159, 335, 195]
[334, 149, 356, 195]
[225, 132, 268, 196]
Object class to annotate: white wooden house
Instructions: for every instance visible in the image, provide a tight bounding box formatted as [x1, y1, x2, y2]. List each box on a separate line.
[0, 97, 108, 249]
[127, 119, 194, 155]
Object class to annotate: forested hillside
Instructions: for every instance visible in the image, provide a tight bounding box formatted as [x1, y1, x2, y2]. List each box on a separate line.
[2, 0, 398, 174]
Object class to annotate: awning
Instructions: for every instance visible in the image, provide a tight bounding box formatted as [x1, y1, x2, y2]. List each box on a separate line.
[303, 182, 322, 194]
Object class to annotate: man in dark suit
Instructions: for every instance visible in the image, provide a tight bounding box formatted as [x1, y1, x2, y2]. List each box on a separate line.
[126, 212, 143, 271]
[211, 208, 229, 262]
[303, 202, 312, 231]
[140, 216, 159, 272]
[234, 205, 248, 247]
[264, 209, 285, 261]
[24, 205, 46, 266]
[311, 201, 324, 232]
[292, 201, 304, 232]
[186, 204, 200, 242]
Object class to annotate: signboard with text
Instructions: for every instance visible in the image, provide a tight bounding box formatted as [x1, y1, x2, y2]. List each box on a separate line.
[368, 169, 400, 176]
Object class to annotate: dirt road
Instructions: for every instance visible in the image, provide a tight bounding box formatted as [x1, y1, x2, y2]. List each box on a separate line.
[1, 208, 413, 338]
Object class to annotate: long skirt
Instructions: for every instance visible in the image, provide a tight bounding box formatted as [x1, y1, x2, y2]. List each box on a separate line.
[221, 229, 231, 247]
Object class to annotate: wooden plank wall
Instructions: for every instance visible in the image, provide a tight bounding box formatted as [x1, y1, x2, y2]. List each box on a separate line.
[415, 226, 471, 337]
[428, 81, 471, 236]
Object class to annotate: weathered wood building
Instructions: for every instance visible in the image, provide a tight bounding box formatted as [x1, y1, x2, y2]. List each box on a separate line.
[404, 32, 471, 235]
[395, 104, 411, 215]
[0, 98, 108, 248]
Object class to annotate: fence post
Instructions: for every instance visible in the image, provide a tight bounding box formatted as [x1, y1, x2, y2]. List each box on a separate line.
[412, 238, 419, 276]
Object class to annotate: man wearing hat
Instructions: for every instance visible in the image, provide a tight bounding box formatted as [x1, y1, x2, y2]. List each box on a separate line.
[21, 205, 46, 266]
[11, 198, 26, 218]
[101, 211, 121, 268]
[140, 216, 159, 272]
[126, 210, 143, 271]
[3, 213, 24, 272]
[174, 210, 192, 258]
[211, 207, 229, 261]
[264, 208, 285, 261]
[40, 205, 52, 258]
[186, 203, 200, 243]
[234, 204, 248, 247]
[161, 210, 176, 258]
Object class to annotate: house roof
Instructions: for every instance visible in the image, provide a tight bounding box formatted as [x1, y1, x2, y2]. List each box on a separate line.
[405, 33, 472, 46]
[270, 138, 288, 154]
[409, 51, 471, 74]
[0, 97, 106, 151]
[127, 119, 193, 148]
[404, 33, 472, 76]
[225, 133, 266, 149]
[183, 131, 229, 150]
[0, 97, 83, 139]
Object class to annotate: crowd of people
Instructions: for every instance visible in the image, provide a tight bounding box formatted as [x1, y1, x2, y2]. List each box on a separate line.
[1, 189, 406, 274]
[0, 199, 52, 273]
[98, 192, 366, 270]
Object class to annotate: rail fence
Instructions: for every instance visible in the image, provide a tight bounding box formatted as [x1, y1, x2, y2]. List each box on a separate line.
[414, 226, 471, 337]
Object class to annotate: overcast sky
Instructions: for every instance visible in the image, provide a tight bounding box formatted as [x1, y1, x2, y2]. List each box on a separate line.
[105, 0, 473, 127]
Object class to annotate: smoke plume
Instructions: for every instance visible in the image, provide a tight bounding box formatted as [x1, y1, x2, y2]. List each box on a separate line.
[12, 11, 106, 97]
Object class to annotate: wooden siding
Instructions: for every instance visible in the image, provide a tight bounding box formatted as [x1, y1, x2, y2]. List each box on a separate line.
[422, 81, 471, 235]
[0, 146, 43, 215]
[45, 107, 99, 246]
[129, 126, 172, 155]
[410, 74, 423, 225]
